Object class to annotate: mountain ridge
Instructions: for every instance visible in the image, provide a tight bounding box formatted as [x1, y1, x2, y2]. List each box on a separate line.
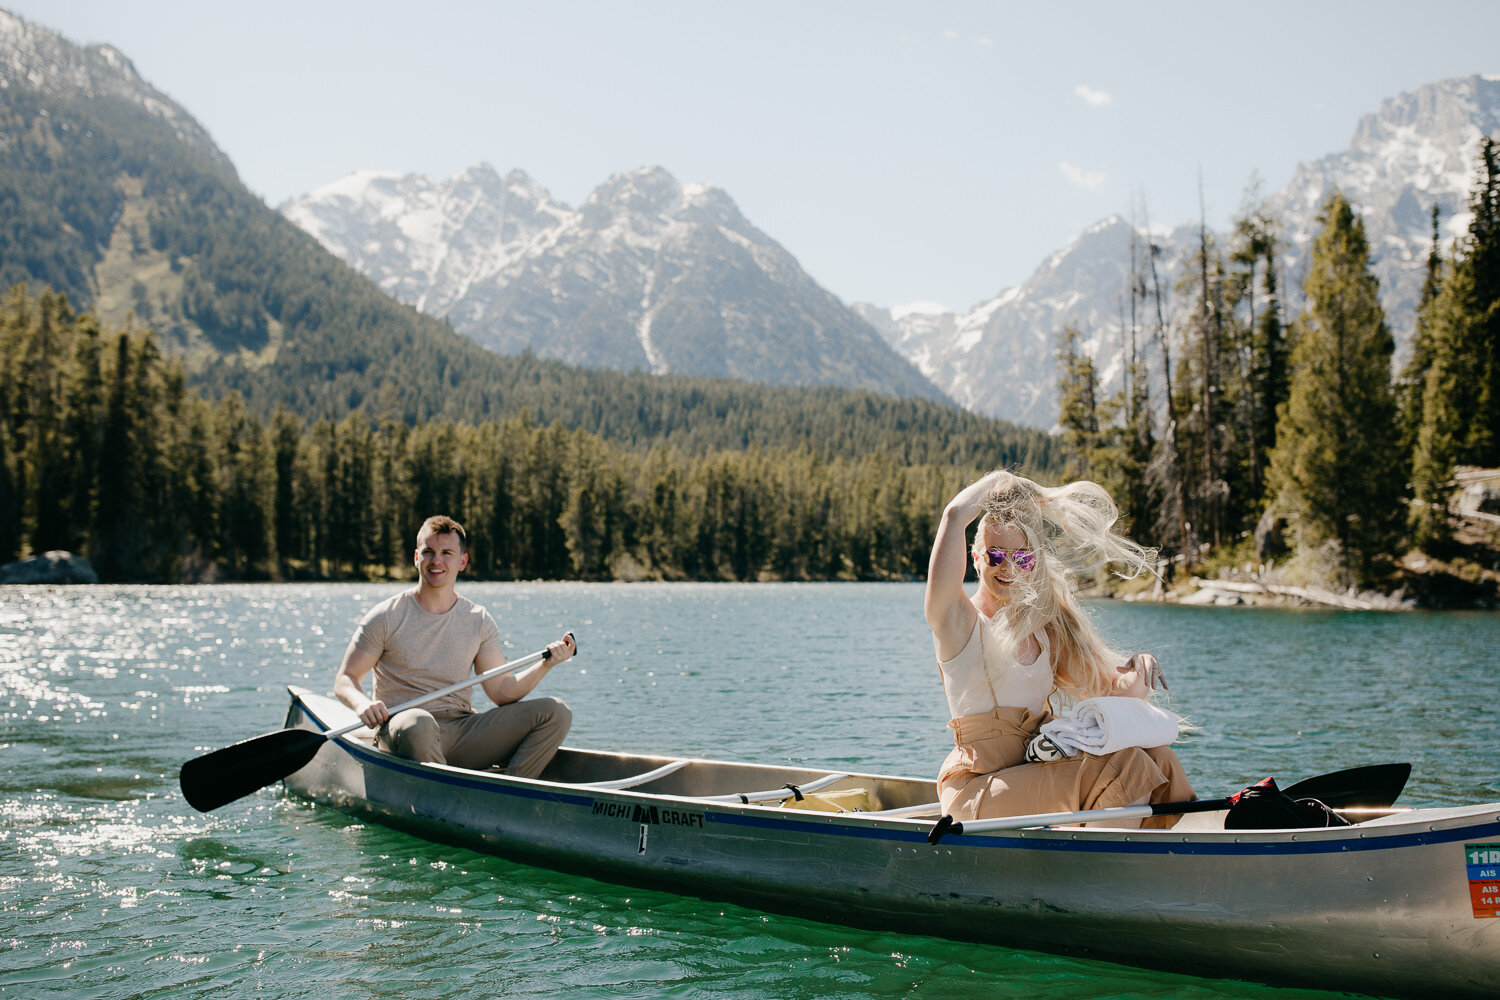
[287, 74, 1500, 427]
[0, 8, 230, 171]
[866, 73, 1500, 426]
[282, 162, 948, 403]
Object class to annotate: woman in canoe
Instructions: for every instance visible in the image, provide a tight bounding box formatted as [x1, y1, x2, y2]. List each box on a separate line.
[925, 470, 1194, 827]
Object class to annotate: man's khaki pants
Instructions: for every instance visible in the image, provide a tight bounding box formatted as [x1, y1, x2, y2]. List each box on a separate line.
[378, 696, 571, 779]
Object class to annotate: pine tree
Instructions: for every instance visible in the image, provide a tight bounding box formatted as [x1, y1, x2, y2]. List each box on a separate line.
[60, 312, 106, 554]
[1468, 138, 1500, 463]
[1120, 226, 1157, 538]
[1410, 140, 1500, 542]
[1266, 192, 1403, 585]
[0, 288, 27, 562]
[170, 392, 220, 574]
[1056, 326, 1101, 480]
[94, 333, 146, 579]
[20, 290, 68, 552]
[216, 392, 277, 578]
[1228, 194, 1287, 513]
[1137, 209, 1192, 561]
[1173, 210, 1240, 550]
[0, 446, 16, 563]
[1398, 205, 1445, 461]
[270, 407, 303, 574]
[1409, 263, 1472, 543]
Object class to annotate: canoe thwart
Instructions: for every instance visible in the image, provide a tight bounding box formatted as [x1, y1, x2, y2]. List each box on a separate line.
[696, 771, 851, 805]
[862, 801, 943, 819]
[579, 759, 691, 790]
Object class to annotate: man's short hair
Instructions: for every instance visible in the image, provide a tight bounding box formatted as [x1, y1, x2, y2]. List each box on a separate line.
[417, 515, 468, 552]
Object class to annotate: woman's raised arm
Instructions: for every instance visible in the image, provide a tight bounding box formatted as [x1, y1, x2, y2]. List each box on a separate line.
[925, 471, 1008, 651]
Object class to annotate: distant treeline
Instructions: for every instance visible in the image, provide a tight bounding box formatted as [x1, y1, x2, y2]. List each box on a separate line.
[1057, 139, 1500, 587]
[0, 287, 1023, 582]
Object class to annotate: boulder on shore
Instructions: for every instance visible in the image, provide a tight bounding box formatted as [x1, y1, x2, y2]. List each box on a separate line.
[1, 550, 100, 584]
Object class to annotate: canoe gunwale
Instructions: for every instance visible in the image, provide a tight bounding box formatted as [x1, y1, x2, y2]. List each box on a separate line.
[282, 685, 1500, 850]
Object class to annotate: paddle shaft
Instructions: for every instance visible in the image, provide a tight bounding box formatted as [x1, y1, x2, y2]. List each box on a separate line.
[938, 797, 1224, 838]
[328, 638, 564, 739]
[926, 763, 1411, 843]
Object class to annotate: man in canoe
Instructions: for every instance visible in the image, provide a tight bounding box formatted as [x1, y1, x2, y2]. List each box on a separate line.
[334, 515, 576, 777]
[924, 471, 1194, 827]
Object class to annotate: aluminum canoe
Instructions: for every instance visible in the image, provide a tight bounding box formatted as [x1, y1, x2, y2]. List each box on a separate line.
[281, 686, 1500, 999]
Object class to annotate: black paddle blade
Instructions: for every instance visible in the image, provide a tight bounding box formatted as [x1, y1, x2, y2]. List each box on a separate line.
[1283, 762, 1412, 809]
[179, 728, 329, 812]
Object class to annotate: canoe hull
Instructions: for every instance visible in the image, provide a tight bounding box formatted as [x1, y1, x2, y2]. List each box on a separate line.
[281, 689, 1500, 998]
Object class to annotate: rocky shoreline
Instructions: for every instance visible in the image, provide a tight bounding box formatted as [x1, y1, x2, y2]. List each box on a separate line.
[1165, 576, 1417, 611]
[1113, 546, 1499, 612]
[1112, 468, 1500, 611]
[0, 551, 99, 585]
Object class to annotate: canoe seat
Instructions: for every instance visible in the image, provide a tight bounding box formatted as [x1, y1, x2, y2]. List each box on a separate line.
[780, 787, 880, 813]
[579, 759, 690, 790]
[696, 771, 851, 805]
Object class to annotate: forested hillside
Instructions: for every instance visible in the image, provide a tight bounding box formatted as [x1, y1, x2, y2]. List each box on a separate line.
[0, 288, 1006, 582]
[0, 81, 1052, 471]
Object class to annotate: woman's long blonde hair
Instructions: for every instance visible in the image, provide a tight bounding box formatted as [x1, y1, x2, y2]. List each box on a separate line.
[973, 473, 1157, 707]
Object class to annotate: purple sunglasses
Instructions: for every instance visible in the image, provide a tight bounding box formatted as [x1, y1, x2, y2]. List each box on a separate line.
[984, 547, 1036, 571]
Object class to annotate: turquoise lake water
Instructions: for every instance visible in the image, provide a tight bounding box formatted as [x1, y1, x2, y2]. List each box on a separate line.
[3, 582, 1497, 998]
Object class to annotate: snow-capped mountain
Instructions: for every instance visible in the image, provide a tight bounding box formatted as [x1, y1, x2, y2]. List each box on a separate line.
[0, 8, 230, 171]
[283, 74, 1499, 426]
[866, 74, 1500, 427]
[282, 164, 572, 317]
[1266, 74, 1500, 340]
[857, 218, 1198, 429]
[283, 164, 947, 402]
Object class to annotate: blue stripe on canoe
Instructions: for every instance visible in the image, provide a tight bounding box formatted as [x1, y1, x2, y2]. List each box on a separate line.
[705, 810, 1500, 856]
[290, 699, 1500, 858]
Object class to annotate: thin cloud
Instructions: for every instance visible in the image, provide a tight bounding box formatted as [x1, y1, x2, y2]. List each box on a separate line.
[1059, 161, 1109, 190]
[944, 28, 993, 47]
[1074, 85, 1113, 107]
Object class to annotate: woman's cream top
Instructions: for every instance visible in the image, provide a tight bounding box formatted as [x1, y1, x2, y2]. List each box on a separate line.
[936, 614, 1054, 716]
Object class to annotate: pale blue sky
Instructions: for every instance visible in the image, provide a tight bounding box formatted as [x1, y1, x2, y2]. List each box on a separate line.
[11, 1, 1500, 311]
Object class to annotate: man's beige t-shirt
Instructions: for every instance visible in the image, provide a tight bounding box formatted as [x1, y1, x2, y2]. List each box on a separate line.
[352, 589, 503, 719]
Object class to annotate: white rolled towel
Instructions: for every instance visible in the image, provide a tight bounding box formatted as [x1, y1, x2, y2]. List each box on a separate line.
[1037, 696, 1181, 757]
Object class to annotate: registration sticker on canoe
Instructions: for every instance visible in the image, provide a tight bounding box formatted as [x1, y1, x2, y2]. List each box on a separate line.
[1465, 844, 1500, 918]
